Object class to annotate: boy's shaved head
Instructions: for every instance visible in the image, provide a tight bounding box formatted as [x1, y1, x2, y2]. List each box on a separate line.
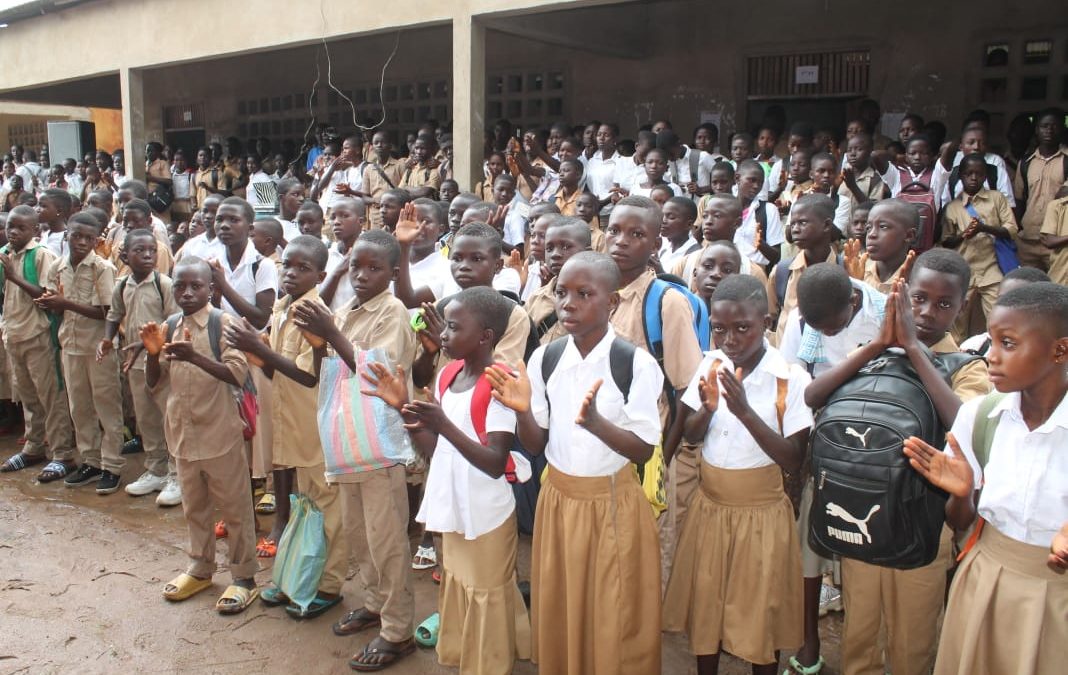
[173, 256, 213, 281]
[452, 286, 512, 345]
[455, 222, 503, 258]
[794, 193, 835, 222]
[912, 248, 971, 298]
[870, 198, 920, 231]
[561, 251, 621, 290]
[253, 217, 283, 243]
[797, 263, 853, 325]
[334, 195, 366, 215]
[358, 229, 402, 267]
[614, 195, 662, 236]
[710, 273, 768, 313]
[124, 198, 152, 218]
[528, 202, 560, 220]
[736, 158, 765, 179]
[297, 200, 324, 219]
[996, 282, 1068, 335]
[546, 216, 593, 248]
[704, 194, 743, 217]
[285, 234, 329, 271]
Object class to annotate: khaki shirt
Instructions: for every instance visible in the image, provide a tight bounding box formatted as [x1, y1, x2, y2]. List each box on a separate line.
[398, 162, 443, 195]
[590, 223, 606, 253]
[1040, 196, 1068, 285]
[553, 188, 582, 216]
[153, 306, 249, 461]
[931, 333, 990, 402]
[611, 269, 703, 391]
[1013, 147, 1068, 240]
[942, 189, 1019, 288]
[107, 272, 179, 369]
[525, 277, 568, 346]
[362, 157, 404, 229]
[46, 251, 116, 355]
[193, 166, 221, 209]
[269, 288, 327, 468]
[2, 241, 56, 344]
[768, 248, 840, 338]
[862, 255, 911, 295]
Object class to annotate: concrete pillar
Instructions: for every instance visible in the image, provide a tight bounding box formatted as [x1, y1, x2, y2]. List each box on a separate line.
[452, 14, 485, 193]
[119, 67, 146, 181]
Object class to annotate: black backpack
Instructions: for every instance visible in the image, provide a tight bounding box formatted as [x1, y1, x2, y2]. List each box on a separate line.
[807, 349, 981, 569]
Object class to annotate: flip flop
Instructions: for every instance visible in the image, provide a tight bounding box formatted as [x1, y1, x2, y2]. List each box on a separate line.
[0, 451, 45, 473]
[410, 545, 437, 570]
[333, 607, 382, 636]
[260, 585, 291, 607]
[162, 573, 213, 602]
[430, 568, 441, 585]
[285, 592, 343, 619]
[784, 655, 825, 675]
[214, 520, 227, 538]
[255, 492, 276, 514]
[414, 612, 440, 648]
[37, 460, 75, 483]
[348, 637, 415, 672]
[216, 584, 260, 615]
[256, 537, 277, 558]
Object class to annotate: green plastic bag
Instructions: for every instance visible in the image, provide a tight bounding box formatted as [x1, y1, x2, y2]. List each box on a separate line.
[271, 494, 326, 613]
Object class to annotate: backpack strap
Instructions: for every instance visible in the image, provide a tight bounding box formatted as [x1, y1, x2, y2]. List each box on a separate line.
[438, 358, 518, 481]
[970, 391, 1006, 472]
[754, 200, 768, 245]
[540, 336, 634, 409]
[773, 256, 794, 311]
[535, 312, 559, 340]
[205, 308, 224, 362]
[164, 312, 182, 342]
[688, 148, 700, 186]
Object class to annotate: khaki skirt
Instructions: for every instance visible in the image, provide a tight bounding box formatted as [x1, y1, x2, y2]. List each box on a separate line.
[532, 464, 661, 675]
[437, 516, 531, 675]
[934, 524, 1068, 675]
[663, 462, 802, 665]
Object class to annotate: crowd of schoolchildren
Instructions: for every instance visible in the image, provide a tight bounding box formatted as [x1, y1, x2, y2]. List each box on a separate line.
[0, 98, 1066, 675]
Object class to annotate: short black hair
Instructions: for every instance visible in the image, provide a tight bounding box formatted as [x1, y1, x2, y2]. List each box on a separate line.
[118, 180, 149, 199]
[528, 202, 560, 220]
[1002, 266, 1051, 284]
[382, 188, 410, 205]
[797, 263, 853, 324]
[39, 188, 72, 214]
[906, 133, 934, 152]
[68, 211, 102, 232]
[333, 195, 367, 216]
[559, 158, 584, 176]
[285, 234, 329, 270]
[454, 222, 503, 258]
[83, 207, 110, 229]
[451, 286, 512, 346]
[277, 177, 303, 196]
[871, 198, 920, 234]
[546, 216, 593, 248]
[736, 158, 764, 178]
[788, 121, 815, 141]
[124, 198, 152, 219]
[710, 273, 768, 313]
[810, 151, 837, 168]
[357, 229, 401, 267]
[995, 282, 1068, 335]
[710, 160, 735, 180]
[253, 217, 284, 243]
[124, 228, 156, 249]
[793, 193, 835, 223]
[959, 153, 988, 175]
[614, 195, 662, 235]
[220, 196, 254, 223]
[463, 201, 495, 222]
[1035, 107, 1066, 127]
[412, 197, 444, 225]
[297, 200, 324, 219]
[561, 251, 621, 289]
[665, 196, 698, 222]
[702, 193, 743, 217]
[911, 248, 971, 298]
[172, 255, 213, 282]
[702, 240, 743, 267]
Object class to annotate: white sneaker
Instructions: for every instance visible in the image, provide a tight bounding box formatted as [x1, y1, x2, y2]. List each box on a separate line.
[819, 583, 843, 616]
[124, 471, 167, 496]
[156, 477, 183, 507]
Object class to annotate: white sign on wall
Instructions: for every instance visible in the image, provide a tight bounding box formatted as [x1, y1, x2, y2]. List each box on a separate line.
[796, 65, 819, 85]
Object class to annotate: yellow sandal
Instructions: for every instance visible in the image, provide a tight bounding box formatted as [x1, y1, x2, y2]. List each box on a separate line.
[216, 584, 260, 615]
[162, 573, 213, 602]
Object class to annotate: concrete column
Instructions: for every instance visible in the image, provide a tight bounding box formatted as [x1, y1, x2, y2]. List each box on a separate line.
[452, 14, 485, 193]
[119, 67, 146, 181]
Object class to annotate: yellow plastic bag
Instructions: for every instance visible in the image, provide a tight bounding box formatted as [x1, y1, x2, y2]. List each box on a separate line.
[637, 443, 667, 517]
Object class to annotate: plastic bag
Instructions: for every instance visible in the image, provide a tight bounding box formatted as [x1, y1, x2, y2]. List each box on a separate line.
[271, 494, 326, 613]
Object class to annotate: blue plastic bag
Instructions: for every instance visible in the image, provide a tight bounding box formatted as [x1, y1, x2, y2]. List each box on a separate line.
[271, 494, 326, 613]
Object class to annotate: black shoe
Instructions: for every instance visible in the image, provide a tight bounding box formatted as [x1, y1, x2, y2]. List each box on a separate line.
[96, 470, 120, 495]
[64, 463, 102, 486]
[121, 437, 144, 455]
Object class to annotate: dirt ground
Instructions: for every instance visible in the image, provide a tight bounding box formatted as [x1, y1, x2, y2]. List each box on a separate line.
[0, 436, 843, 675]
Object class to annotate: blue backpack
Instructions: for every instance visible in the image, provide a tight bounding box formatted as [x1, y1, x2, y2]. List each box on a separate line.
[643, 274, 710, 406]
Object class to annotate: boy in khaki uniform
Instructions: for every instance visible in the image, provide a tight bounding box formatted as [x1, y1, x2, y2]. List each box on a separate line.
[1040, 188, 1068, 285]
[0, 206, 77, 481]
[360, 132, 404, 230]
[101, 228, 181, 505]
[295, 230, 419, 670]
[36, 213, 124, 493]
[398, 135, 442, 199]
[143, 257, 258, 615]
[226, 235, 345, 618]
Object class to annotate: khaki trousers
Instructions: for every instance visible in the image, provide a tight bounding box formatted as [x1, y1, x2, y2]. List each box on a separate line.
[62, 351, 125, 473]
[340, 464, 414, 642]
[297, 463, 346, 595]
[5, 332, 75, 460]
[177, 447, 258, 580]
[249, 365, 272, 479]
[129, 367, 172, 477]
[952, 282, 999, 344]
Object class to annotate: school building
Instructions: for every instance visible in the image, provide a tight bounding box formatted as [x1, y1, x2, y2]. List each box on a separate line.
[0, 0, 1064, 189]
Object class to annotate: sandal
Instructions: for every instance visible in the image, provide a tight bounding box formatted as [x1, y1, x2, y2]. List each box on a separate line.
[162, 573, 213, 602]
[784, 655, 825, 675]
[214, 520, 227, 538]
[430, 568, 441, 585]
[216, 584, 260, 615]
[0, 451, 45, 473]
[37, 460, 75, 483]
[259, 585, 291, 607]
[256, 538, 278, 558]
[333, 607, 382, 636]
[285, 592, 343, 619]
[255, 492, 276, 515]
[411, 545, 437, 570]
[414, 613, 440, 648]
[348, 637, 415, 672]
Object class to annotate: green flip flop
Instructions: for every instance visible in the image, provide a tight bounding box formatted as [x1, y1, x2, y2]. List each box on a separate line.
[414, 612, 440, 648]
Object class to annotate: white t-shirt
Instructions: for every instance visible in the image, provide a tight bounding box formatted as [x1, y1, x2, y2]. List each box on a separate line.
[321, 242, 355, 312]
[178, 233, 225, 262]
[409, 247, 455, 301]
[529, 327, 663, 477]
[171, 170, 193, 200]
[502, 195, 531, 247]
[681, 344, 813, 469]
[950, 392, 1068, 547]
[658, 235, 701, 272]
[318, 164, 365, 211]
[416, 371, 517, 540]
[736, 201, 785, 266]
[781, 279, 886, 375]
[274, 216, 301, 243]
[492, 267, 522, 297]
[217, 240, 279, 318]
[586, 150, 622, 200]
[521, 259, 543, 302]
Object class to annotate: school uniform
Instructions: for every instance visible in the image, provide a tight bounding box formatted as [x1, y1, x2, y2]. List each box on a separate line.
[332, 290, 418, 644]
[942, 189, 1018, 340]
[474, 177, 495, 202]
[218, 240, 279, 319]
[176, 232, 225, 263]
[398, 161, 442, 197]
[44, 230, 66, 258]
[935, 152, 1017, 209]
[274, 216, 301, 244]
[47, 252, 124, 474]
[833, 166, 885, 234]
[320, 242, 356, 312]
[192, 166, 221, 210]
[551, 187, 582, 216]
[150, 307, 256, 581]
[861, 254, 910, 295]
[587, 150, 622, 210]
[737, 200, 785, 267]
[146, 158, 173, 221]
[588, 219, 606, 253]
[667, 147, 718, 198]
[361, 157, 404, 229]
[106, 222, 173, 277]
[767, 248, 840, 340]
[933, 392, 1068, 675]
[524, 277, 568, 346]
[502, 194, 530, 248]
[658, 235, 701, 274]
[528, 327, 664, 675]
[107, 272, 178, 478]
[664, 345, 808, 664]
[418, 368, 531, 674]
[269, 289, 345, 595]
[840, 334, 989, 675]
[1040, 195, 1068, 285]
[1013, 147, 1067, 269]
[317, 163, 365, 214]
[2, 241, 76, 462]
[171, 170, 194, 222]
[519, 259, 541, 303]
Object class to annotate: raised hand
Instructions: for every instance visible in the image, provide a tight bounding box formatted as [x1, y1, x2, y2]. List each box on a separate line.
[486, 362, 530, 413]
[486, 204, 509, 232]
[361, 361, 409, 410]
[891, 279, 919, 349]
[394, 203, 420, 245]
[416, 302, 444, 354]
[292, 299, 330, 348]
[697, 359, 722, 412]
[163, 327, 197, 362]
[876, 285, 897, 350]
[899, 249, 917, 282]
[843, 238, 866, 279]
[902, 433, 974, 498]
[140, 322, 166, 356]
[402, 388, 448, 433]
[576, 379, 603, 427]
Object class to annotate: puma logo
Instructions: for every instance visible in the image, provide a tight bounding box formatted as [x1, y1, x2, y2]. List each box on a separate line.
[826, 503, 881, 544]
[845, 426, 872, 448]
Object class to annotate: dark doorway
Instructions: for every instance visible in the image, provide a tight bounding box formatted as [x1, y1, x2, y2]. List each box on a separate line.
[164, 129, 206, 157]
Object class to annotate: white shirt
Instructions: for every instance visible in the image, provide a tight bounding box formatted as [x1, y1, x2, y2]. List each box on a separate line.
[65, 172, 84, 196]
[502, 194, 530, 247]
[586, 150, 622, 200]
[668, 146, 719, 196]
[321, 243, 356, 312]
[780, 288, 885, 376]
[935, 152, 1016, 208]
[950, 392, 1068, 547]
[44, 230, 67, 257]
[736, 201, 785, 266]
[492, 267, 521, 297]
[521, 259, 542, 302]
[682, 344, 813, 469]
[274, 216, 301, 243]
[15, 164, 36, 193]
[530, 327, 664, 477]
[959, 331, 991, 355]
[659, 235, 701, 272]
[318, 164, 365, 211]
[409, 247, 455, 301]
[416, 371, 517, 540]
[215, 240, 279, 318]
[627, 181, 685, 199]
[612, 157, 644, 192]
[171, 170, 193, 200]
[178, 232, 225, 262]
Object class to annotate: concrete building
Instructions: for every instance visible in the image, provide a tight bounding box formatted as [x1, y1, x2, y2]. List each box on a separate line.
[0, 0, 1065, 190]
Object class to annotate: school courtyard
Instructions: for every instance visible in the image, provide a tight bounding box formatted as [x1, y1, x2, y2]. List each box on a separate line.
[0, 433, 844, 675]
